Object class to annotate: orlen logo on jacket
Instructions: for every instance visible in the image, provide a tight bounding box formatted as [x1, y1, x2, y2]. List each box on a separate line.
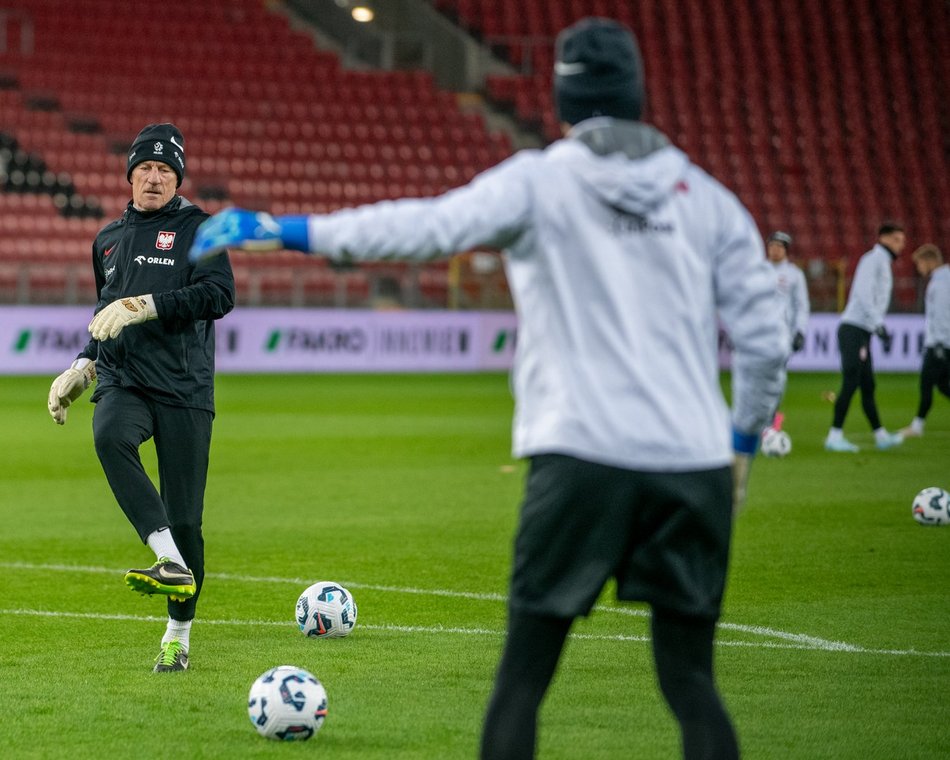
[134, 255, 175, 266]
[156, 231, 176, 250]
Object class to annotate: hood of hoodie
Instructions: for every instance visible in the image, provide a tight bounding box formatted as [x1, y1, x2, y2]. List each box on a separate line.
[548, 118, 689, 216]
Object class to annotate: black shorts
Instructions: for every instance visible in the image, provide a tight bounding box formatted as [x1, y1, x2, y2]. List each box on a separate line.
[509, 454, 733, 621]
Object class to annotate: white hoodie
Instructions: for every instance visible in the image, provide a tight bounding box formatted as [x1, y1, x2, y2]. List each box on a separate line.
[772, 258, 810, 340]
[924, 264, 950, 348]
[840, 244, 894, 333]
[308, 118, 787, 471]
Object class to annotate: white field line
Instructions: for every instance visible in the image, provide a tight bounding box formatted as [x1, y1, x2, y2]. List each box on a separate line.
[2, 562, 948, 658]
[3, 608, 949, 657]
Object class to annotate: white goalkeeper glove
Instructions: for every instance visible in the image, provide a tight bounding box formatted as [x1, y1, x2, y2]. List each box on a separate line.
[48, 358, 97, 425]
[88, 294, 157, 340]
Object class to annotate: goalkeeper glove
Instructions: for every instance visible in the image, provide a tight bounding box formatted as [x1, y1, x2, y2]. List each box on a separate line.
[48, 358, 96, 425]
[875, 326, 893, 352]
[188, 208, 310, 263]
[88, 294, 157, 340]
[791, 330, 805, 353]
[732, 428, 759, 514]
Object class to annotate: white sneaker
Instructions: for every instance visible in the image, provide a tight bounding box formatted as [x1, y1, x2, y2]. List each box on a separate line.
[875, 431, 904, 450]
[899, 426, 922, 438]
[825, 436, 860, 452]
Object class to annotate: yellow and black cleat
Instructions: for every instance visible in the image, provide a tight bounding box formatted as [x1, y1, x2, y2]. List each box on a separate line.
[125, 557, 196, 602]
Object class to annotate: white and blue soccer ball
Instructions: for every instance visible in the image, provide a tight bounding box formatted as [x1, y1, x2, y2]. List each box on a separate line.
[912, 487, 950, 526]
[248, 665, 328, 741]
[761, 428, 792, 458]
[296, 582, 358, 638]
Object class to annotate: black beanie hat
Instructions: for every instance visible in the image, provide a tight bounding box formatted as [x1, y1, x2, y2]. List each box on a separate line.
[553, 17, 645, 126]
[126, 123, 186, 187]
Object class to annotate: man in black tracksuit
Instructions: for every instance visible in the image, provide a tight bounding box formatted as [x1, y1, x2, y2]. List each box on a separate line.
[47, 123, 235, 672]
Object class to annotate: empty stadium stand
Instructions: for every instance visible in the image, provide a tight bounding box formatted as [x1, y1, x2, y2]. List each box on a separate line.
[0, 0, 947, 309]
[0, 0, 512, 307]
[435, 0, 949, 307]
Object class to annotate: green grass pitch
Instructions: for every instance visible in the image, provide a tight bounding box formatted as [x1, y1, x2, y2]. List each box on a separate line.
[1, 371, 948, 758]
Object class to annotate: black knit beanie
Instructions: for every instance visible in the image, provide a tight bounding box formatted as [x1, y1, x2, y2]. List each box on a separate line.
[553, 18, 645, 126]
[126, 123, 186, 187]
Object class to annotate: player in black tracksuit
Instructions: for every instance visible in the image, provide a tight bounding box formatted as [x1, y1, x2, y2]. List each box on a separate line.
[48, 124, 234, 672]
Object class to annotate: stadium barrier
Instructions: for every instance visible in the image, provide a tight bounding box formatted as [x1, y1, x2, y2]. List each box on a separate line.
[0, 307, 926, 374]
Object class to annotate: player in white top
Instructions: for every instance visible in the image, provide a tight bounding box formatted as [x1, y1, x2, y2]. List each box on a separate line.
[825, 222, 906, 452]
[767, 231, 809, 353]
[190, 18, 786, 760]
[764, 231, 809, 431]
[901, 244, 950, 437]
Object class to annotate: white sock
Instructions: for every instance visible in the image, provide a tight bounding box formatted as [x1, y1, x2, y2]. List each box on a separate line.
[162, 618, 192, 651]
[873, 427, 891, 443]
[826, 427, 843, 442]
[910, 417, 925, 434]
[146, 527, 186, 567]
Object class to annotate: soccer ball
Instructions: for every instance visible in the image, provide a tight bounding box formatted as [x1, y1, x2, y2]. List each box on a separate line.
[247, 665, 328, 741]
[911, 487, 950, 526]
[296, 582, 358, 638]
[761, 428, 792, 458]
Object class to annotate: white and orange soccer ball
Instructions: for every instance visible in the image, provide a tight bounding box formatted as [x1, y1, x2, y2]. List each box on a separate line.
[761, 428, 792, 458]
[295, 582, 358, 638]
[912, 487, 950, 526]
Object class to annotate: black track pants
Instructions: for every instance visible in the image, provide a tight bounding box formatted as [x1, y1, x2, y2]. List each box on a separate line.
[480, 608, 739, 759]
[832, 323, 882, 430]
[93, 386, 212, 621]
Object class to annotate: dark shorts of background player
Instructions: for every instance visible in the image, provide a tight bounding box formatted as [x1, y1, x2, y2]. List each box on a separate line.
[509, 454, 733, 622]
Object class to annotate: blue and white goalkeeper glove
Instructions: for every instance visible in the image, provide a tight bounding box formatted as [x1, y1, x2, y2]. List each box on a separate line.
[189, 208, 310, 263]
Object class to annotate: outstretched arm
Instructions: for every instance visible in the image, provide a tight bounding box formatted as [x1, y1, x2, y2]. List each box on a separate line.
[189, 153, 538, 264]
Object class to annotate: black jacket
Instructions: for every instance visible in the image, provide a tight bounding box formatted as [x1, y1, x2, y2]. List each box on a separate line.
[79, 196, 235, 412]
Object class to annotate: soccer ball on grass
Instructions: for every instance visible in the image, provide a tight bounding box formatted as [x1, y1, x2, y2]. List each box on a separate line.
[248, 665, 328, 741]
[760, 428, 792, 458]
[911, 487, 950, 526]
[296, 581, 358, 638]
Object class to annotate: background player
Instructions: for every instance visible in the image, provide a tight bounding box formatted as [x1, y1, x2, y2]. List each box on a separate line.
[767, 231, 809, 354]
[901, 243, 950, 437]
[764, 230, 809, 431]
[824, 222, 905, 452]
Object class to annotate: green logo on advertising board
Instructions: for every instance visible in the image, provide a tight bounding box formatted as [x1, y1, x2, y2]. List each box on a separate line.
[11, 328, 87, 353]
[492, 329, 516, 353]
[13, 330, 30, 352]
